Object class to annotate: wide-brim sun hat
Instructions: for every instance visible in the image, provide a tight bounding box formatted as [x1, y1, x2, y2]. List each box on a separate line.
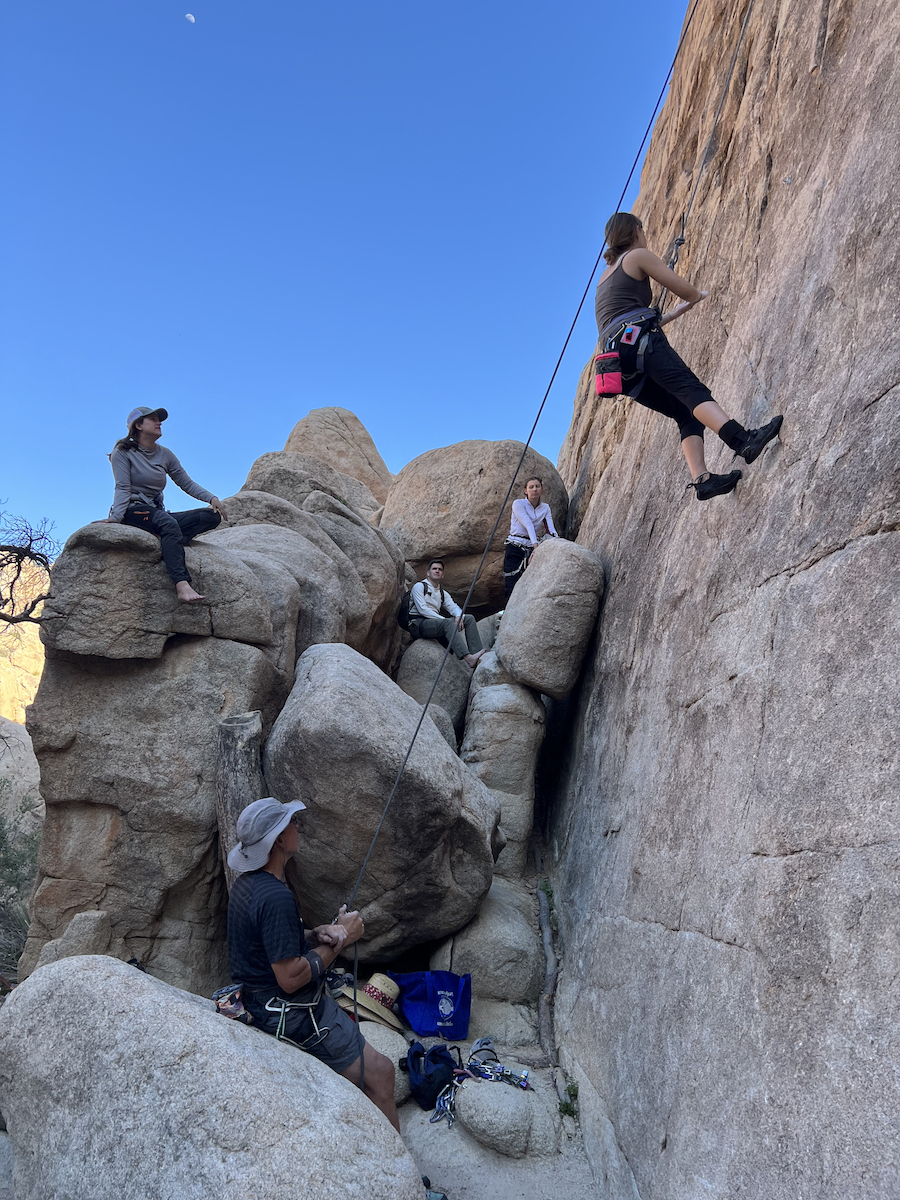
[338, 972, 405, 1031]
[126, 406, 169, 428]
[226, 797, 306, 873]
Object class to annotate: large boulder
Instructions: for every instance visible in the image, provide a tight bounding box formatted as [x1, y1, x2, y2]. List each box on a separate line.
[21, 636, 275, 991]
[380, 441, 568, 615]
[0, 956, 423, 1200]
[494, 538, 603, 699]
[262, 644, 501, 960]
[246, 450, 381, 521]
[39, 524, 272, 659]
[284, 407, 394, 506]
[395, 638, 474, 732]
[454, 1076, 561, 1158]
[302, 492, 406, 671]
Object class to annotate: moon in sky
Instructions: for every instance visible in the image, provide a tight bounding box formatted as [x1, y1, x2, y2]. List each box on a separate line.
[185, 13, 195, 22]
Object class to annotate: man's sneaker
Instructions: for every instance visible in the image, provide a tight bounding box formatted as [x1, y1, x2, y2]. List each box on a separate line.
[736, 415, 783, 464]
[688, 470, 742, 501]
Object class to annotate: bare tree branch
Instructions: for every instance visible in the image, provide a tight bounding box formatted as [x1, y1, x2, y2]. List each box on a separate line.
[0, 509, 60, 628]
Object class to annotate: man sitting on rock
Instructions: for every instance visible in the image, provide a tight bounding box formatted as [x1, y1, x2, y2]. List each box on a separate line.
[408, 559, 485, 668]
[227, 797, 400, 1132]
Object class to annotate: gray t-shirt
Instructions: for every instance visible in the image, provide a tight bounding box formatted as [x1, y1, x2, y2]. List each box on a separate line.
[108, 443, 214, 521]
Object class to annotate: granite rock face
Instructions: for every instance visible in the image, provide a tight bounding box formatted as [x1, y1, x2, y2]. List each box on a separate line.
[380, 441, 567, 615]
[550, 2, 900, 1196]
[21, 637, 274, 989]
[284, 407, 394, 506]
[301, 492, 406, 671]
[0, 956, 423, 1200]
[431, 878, 543, 1004]
[494, 538, 603, 700]
[460, 667, 546, 878]
[263, 643, 500, 960]
[0, 716, 41, 825]
[246, 450, 381, 522]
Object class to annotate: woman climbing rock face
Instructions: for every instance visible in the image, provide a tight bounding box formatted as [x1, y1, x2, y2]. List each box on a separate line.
[95, 406, 228, 602]
[594, 212, 783, 500]
[503, 477, 559, 601]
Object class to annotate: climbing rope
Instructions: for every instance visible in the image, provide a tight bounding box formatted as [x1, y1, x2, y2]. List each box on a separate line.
[344, 0, 707, 915]
[657, 0, 758, 311]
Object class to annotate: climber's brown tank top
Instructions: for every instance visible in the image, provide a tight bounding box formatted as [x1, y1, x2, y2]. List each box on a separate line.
[594, 255, 653, 333]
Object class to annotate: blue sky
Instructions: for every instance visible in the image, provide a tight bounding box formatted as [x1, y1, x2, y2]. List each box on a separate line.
[1, 1, 686, 542]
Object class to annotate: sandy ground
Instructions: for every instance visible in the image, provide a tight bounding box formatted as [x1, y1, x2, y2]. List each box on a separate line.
[399, 1085, 597, 1200]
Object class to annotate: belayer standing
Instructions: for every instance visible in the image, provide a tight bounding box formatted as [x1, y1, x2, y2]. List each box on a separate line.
[96, 406, 228, 601]
[503, 476, 559, 601]
[595, 212, 783, 500]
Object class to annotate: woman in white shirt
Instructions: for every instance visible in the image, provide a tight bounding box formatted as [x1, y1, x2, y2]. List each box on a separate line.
[503, 477, 559, 601]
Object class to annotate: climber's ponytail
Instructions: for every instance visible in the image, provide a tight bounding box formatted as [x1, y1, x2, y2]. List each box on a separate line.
[603, 213, 643, 265]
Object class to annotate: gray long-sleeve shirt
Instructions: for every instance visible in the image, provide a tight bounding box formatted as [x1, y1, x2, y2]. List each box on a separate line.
[108, 444, 215, 521]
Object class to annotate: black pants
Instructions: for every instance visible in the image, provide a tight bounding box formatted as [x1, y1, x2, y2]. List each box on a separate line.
[620, 328, 712, 442]
[503, 543, 531, 601]
[122, 503, 221, 584]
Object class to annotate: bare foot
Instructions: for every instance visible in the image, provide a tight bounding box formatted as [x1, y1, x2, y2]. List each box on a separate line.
[463, 650, 486, 668]
[175, 581, 207, 603]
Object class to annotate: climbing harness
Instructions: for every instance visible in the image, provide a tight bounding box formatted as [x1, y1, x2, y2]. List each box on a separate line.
[596, 305, 661, 398]
[264, 988, 332, 1051]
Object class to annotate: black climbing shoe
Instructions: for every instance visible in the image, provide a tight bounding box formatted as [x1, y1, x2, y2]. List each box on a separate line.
[687, 470, 742, 501]
[733, 415, 784, 464]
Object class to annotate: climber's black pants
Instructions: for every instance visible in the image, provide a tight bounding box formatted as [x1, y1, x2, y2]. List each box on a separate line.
[123, 503, 221, 584]
[620, 329, 712, 442]
[503, 543, 531, 601]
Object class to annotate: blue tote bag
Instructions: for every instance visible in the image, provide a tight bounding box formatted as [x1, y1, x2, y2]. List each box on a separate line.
[388, 970, 472, 1040]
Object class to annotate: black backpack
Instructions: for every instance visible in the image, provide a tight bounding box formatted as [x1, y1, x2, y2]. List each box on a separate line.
[400, 1041, 459, 1110]
[398, 589, 416, 632]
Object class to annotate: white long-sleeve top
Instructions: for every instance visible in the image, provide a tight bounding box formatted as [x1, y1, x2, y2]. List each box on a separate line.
[508, 499, 558, 546]
[410, 579, 462, 621]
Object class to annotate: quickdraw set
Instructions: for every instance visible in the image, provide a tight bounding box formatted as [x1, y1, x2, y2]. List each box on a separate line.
[429, 1037, 532, 1128]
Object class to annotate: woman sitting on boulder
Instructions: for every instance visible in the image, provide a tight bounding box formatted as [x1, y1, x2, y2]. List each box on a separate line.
[97, 406, 228, 602]
[595, 212, 783, 500]
[503, 477, 559, 600]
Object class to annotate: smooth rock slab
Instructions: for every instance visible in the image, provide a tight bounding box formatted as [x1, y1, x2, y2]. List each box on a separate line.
[0, 956, 422, 1200]
[40, 524, 272, 659]
[494, 538, 602, 699]
[263, 644, 500, 960]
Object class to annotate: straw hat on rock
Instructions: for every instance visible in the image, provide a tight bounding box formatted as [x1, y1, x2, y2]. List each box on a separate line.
[337, 973, 405, 1031]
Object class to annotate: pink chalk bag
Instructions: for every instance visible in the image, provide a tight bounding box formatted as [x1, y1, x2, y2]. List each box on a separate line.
[595, 305, 660, 397]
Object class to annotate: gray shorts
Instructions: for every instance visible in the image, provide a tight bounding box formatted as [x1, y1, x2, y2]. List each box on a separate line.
[273, 993, 366, 1075]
